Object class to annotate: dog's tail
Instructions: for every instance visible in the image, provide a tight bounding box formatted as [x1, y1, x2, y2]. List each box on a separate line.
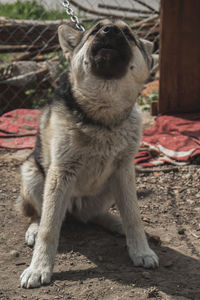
[15, 194, 38, 218]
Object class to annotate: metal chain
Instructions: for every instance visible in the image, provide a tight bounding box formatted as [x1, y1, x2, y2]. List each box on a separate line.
[62, 0, 85, 32]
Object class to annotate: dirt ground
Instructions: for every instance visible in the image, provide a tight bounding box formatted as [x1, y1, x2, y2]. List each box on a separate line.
[0, 145, 200, 300]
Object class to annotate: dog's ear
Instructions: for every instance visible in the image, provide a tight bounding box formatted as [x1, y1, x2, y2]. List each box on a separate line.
[139, 39, 159, 71]
[151, 54, 159, 73]
[58, 24, 83, 56]
[139, 38, 153, 56]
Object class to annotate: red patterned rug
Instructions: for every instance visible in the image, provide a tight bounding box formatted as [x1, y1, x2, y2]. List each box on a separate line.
[1, 109, 200, 166]
[135, 113, 200, 166]
[0, 109, 40, 149]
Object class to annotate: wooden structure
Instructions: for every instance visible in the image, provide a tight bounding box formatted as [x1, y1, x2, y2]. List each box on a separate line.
[159, 0, 200, 114]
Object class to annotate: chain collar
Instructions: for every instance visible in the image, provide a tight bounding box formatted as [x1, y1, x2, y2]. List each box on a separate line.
[62, 0, 85, 32]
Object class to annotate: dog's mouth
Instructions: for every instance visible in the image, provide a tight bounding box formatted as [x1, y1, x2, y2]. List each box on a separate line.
[92, 44, 118, 55]
[89, 25, 133, 79]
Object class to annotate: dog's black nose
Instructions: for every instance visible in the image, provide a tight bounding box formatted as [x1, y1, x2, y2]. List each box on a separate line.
[102, 25, 120, 35]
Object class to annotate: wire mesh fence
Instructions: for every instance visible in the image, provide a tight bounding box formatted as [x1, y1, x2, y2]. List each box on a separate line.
[0, 0, 160, 115]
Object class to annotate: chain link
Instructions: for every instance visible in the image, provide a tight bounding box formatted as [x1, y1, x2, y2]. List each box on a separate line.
[62, 0, 85, 32]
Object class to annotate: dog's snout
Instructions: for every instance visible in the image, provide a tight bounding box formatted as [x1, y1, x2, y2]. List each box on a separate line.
[102, 25, 120, 35]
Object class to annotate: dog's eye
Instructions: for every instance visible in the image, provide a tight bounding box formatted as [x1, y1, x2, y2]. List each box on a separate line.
[90, 25, 101, 35]
[123, 28, 135, 41]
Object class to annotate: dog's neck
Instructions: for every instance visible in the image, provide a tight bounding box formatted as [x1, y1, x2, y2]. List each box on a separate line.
[55, 77, 112, 129]
[55, 79, 111, 129]
[69, 72, 143, 128]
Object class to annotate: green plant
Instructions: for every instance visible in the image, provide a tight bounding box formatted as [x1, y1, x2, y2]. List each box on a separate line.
[25, 89, 35, 96]
[0, 0, 68, 20]
[31, 97, 47, 109]
[0, 53, 12, 65]
[58, 54, 68, 72]
[29, 88, 53, 109]
[137, 90, 158, 111]
[147, 90, 159, 101]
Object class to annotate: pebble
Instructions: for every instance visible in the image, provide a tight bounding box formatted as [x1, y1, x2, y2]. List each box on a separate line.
[15, 262, 26, 266]
[147, 287, 160, 298]
[149, 235, 161, 246]
[98, 255, 103, 262]
[164, 260, 174, 268]
[178, 228, 186, 235]
[143, 217, 150, 223]
[10, 250, 20, 258]
[142, 271, 151, 279]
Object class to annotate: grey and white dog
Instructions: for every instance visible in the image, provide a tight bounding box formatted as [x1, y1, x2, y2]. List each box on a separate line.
[17, 19, 159, 288]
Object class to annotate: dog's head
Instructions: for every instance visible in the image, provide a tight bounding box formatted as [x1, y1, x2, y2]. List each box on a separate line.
[59, 19, 153, 81]
[58, 19, 154, 126]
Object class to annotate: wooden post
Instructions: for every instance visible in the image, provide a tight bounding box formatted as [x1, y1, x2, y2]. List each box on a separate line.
[159, 0, 200, 114]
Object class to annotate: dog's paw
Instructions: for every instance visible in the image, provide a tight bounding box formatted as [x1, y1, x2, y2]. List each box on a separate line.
[129, 247, 159, 269]
[20, 265, 51, 288]
[25, 223, 39, 247]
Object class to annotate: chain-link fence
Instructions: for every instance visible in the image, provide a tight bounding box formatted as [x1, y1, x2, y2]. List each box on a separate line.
[0, 0, 160, 115]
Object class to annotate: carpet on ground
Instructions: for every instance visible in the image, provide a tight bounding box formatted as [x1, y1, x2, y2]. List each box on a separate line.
[1, 109, 200, 167]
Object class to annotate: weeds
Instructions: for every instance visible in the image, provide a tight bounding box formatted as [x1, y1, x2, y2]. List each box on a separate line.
[137, 90, 158, 111]
[0, 0, 68, 20]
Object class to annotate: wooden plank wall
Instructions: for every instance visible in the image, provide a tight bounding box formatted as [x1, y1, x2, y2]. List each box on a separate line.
[159, 0, 200, 114]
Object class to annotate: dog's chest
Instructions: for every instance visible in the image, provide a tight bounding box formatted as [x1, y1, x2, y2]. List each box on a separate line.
[74, 129, 133, 196]
[75, 152, 114, 196]
[75, 131, 121, 196]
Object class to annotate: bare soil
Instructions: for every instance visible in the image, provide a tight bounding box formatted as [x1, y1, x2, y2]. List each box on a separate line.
[0, 148, 200, 300]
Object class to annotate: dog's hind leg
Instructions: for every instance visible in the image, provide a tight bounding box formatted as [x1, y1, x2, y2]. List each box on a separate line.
[91, 212, 125, 235]
[73, 189, 124, 235]
[16, 154, 44, 246]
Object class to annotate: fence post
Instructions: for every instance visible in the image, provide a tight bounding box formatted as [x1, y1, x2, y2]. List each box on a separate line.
[159, 0, 200, 114]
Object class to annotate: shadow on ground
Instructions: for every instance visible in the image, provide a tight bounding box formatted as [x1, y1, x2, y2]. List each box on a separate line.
[53, 218, 200, 299]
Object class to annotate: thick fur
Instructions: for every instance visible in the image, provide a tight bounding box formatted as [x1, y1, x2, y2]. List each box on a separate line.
[17, 19, 159, 288]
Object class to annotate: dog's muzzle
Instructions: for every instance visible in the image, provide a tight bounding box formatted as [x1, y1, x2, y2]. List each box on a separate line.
[90, 25, 133, 79]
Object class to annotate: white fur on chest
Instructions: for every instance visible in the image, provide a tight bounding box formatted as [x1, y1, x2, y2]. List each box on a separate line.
[50, 104, 141, 198]
[75, 154, 113, 196]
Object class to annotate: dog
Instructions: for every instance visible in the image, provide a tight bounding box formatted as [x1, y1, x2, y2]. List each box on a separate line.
[17, 19, 159, 288]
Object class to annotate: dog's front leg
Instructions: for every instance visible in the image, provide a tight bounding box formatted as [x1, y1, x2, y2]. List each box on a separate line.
[20, 166, 74, 288]
[113, 162, 159, 268]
